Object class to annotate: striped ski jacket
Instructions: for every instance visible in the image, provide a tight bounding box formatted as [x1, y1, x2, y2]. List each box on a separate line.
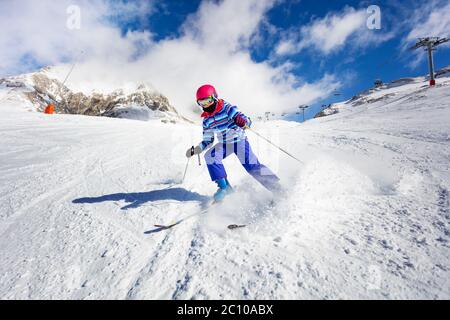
[199, 99, 251, 150]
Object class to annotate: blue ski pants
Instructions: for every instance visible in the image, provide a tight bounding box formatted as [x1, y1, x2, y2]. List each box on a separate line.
[204, 139, 280, 191]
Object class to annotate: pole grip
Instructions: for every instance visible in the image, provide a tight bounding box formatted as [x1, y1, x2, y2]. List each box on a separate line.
[190, 146, 195, 157]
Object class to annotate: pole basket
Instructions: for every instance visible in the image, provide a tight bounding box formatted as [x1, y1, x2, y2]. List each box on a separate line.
[430, 79, 436, 86]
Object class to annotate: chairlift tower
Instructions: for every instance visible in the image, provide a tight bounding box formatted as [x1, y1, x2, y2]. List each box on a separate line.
[410, 37, 450, 86]
[298, 105, 308, 122]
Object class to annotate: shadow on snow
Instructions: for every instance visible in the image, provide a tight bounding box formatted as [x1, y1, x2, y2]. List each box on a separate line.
[72, 187, 210, 210]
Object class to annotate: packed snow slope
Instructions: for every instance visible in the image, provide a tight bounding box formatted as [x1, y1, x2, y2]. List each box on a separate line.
[0, 76, 449, 300]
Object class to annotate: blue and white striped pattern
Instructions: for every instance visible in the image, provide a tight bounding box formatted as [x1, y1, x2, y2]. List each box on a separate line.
[200, 100, 251, 150]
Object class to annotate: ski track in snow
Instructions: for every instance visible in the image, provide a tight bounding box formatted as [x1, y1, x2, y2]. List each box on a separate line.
[0, 79, 449, 299]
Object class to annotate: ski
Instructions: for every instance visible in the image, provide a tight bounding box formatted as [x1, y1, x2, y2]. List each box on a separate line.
[154, 223, 180, 230]
[153, 210, 205, 230]
[227, 224, 246, 230]
[150, 200, 218, 232]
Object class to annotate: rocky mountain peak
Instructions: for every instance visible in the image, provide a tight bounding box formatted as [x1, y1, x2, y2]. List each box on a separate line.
[0, 69, 187, 123]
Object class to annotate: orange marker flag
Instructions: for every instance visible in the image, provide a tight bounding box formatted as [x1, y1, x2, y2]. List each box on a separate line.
[44, 104, 55, 114]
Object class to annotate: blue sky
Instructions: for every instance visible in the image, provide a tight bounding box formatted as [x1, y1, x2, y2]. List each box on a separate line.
[113, 0, 450, 120]
[1, 0, 449, 120]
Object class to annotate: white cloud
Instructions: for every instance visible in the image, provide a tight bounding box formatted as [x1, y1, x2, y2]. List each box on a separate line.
[182, 0, 275, 52]
[402, 0, 450, 68]
[406, 1, 450, 41]
[303, 7, 366, 54]
[0, 0, 155, 75]
[275, 40, 297, 56]
[276, 6, 394, 56]
[0, 0, 341, 118]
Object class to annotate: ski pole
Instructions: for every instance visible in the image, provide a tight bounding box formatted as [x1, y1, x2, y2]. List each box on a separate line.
[246, 127, 304, 164]
[179, 147, 194, 184]
[180, 157, 191, 185]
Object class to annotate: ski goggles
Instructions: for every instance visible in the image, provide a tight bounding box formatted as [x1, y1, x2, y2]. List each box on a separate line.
[197, 96, 216, 107]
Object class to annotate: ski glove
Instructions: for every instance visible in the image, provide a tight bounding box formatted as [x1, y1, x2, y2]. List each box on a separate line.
[186, 145, 202, 158]
[234, 115, 247, 128]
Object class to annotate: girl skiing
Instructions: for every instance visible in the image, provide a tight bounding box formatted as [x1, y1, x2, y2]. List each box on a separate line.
[186, 84, 281, 202]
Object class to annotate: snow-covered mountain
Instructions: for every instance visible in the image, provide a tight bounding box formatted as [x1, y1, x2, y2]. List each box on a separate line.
[318, 65, 450, 118]
[0, 69, 449, 299]
[0, 67, 185, 123]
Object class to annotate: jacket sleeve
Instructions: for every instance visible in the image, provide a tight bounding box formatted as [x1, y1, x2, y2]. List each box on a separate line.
[226, 104, 252, 127]
[199, 122, 215, 151]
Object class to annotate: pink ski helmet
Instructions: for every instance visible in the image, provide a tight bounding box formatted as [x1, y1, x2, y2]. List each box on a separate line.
[196, 84, 218, 101]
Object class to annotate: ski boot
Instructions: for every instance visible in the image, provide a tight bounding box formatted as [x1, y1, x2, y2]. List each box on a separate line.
[213, 178, 233, 203]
